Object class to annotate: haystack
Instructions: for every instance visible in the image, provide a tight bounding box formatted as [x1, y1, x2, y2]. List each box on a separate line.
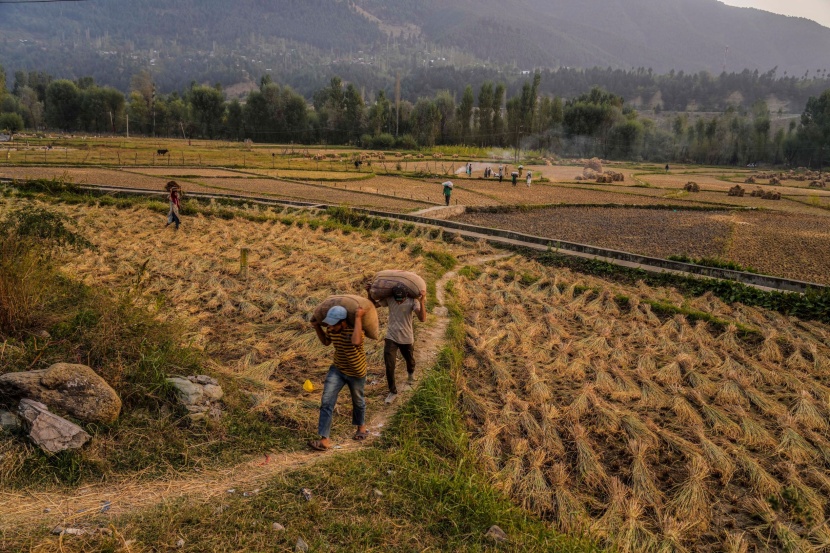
[684, 182, 700, 193]
[727, 185, 744, 197]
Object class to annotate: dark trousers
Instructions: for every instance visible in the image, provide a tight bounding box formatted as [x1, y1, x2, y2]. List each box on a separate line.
[444, 194, 451, 206]
[384, 339, 415, 394]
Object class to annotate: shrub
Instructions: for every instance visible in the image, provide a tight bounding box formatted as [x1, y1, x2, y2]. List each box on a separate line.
[0, 205, 91, 334]
[395, 134, 418, 150]
[372, 133, 395, 150]
[0, 112, 24, 134]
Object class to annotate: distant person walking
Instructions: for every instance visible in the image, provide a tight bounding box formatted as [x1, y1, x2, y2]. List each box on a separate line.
[368, 284, 426, 404]
[526, 171, 532, 187]
[498, 168, 503, 183]
[443, 181, 453, 206]
[308, 305, 369, 451]
[665, 164, 670, 173]
[511, 171, 518, 186]
[164, 181, 182, 230]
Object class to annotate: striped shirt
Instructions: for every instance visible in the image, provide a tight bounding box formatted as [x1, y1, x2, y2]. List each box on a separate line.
[327, 326, 367, 378]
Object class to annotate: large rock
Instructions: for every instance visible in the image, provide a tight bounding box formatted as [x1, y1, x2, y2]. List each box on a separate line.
[0, 363, 121, 424]
[166, 376, 224, 421]
[18, 399, 91, 453]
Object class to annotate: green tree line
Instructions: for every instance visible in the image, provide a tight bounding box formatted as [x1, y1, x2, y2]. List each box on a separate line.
[1, 64, 828, 169]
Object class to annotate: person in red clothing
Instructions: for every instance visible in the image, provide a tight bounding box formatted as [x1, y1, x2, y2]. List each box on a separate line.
[166, 188, 181, 230]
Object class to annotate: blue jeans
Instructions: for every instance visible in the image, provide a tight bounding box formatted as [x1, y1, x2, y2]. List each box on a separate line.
[317, 365, 366, 438]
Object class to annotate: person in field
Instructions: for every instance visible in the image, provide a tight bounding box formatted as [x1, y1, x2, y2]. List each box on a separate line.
[368, 284, 426, 404]
[443, 181, 453, 206]
[166, 188, 181, 230]
[526, 170, 532, 186]
[308, 305, 369, 451]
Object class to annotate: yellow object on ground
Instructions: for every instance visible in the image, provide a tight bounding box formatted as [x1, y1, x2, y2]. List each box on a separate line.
[303, 380, 315, 392]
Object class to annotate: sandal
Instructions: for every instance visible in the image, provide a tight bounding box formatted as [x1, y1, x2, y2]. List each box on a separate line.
[307, 439, 330, 451]
[353, 430, 370, 441]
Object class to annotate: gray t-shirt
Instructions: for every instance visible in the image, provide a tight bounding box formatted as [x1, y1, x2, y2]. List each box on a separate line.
[385, 297, 420, 344]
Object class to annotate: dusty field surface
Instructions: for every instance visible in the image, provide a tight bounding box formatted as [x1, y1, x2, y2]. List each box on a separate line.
[0, 167, 170, 189]
[453, 255, 830, 552]
[318, 175, 496, 207]
[459, 182, 715, 207]
[726, 211, 830, 285]
[643, 173, 830, 198]
[243, 169, 371, 181]
[193, 177, 428, 212]
[454, 206, 830, 284]
[456, 207, 732, 260]
[123, 168, 249, 178]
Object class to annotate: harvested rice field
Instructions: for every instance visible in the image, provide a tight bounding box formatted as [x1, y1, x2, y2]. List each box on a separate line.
[727, 211, 830, 285]
[188, 177, 428, 212]
[452, 254, 830, 552]
[0, 166, 170, 189]
[317, 175, 496, 207]
[454, 207, 830, 284]
[243, 169, 372, 181]
[28, 200, 477, 434]
[123, 167, 249, 178]
[455, 207, 732, 260]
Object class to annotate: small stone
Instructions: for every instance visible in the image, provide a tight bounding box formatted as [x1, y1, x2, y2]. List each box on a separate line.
[17, 399, 91, 453]
[387, 470, 395, 476]
[301, 488, 312, 501]
[227, 489, 235, 494]
[272, 523, 285, 531]
[372, 488, 383, 498]
[202, 384, 223, 401]
[195, 375, 218, 386]
[43, 508, 50, 513]
[433, 307, 449, 317]
[485, 525, 508, 543]
[64, 528, 86, 536]
[176, 538, 185, 548]
[295, 537, 309, 552]
[35, 330, 51, 340]
[51, 526, 64, 535]
[0, 409, 22, 432]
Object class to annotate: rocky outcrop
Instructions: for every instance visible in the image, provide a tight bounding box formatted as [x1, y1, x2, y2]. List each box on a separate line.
[17, 399, 91, 453]
[0, 363, 121, 424]
[166, 375, 224, 421]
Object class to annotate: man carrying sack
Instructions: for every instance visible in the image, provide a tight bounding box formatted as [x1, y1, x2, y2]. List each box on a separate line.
[308, 305, 369, 451]
[369, 283, 426, 404]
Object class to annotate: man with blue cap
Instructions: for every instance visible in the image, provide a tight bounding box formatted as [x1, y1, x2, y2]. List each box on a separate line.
[308, 304, 369, 451]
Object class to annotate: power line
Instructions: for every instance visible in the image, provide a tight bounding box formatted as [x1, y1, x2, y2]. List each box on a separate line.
[0, 0, 88, 3]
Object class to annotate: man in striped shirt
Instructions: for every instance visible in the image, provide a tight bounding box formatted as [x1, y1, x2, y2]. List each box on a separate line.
[308, 305, 369, 451]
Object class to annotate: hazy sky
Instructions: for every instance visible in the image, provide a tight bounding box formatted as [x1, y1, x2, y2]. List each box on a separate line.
[719, 0, 830, 28]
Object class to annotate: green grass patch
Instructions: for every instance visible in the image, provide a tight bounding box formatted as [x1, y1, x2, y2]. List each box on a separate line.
[667, 254, 760, 274]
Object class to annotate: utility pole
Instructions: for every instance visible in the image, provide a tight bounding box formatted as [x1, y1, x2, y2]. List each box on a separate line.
[395, 72, 401, 138]
[126, 114, 129, 138]
[151, 83, 156, 138]
[515, 125, 523, 164]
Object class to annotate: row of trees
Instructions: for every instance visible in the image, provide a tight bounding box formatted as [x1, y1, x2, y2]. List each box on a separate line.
[1, 64, 828, 168]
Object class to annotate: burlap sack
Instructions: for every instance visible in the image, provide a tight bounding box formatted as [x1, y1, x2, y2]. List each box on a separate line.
[369, 270, 426, 301]
[311, 295, 379, 340]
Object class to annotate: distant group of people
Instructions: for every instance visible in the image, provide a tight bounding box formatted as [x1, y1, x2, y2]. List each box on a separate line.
[307, 282, 426, 451]
[465, 163, 533, 186]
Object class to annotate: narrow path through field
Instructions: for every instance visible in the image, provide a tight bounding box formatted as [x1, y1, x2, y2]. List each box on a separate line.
[0, 253, 510, 536]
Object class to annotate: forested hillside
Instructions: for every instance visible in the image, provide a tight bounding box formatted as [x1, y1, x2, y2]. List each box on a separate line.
[0, 0, 828, 96]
